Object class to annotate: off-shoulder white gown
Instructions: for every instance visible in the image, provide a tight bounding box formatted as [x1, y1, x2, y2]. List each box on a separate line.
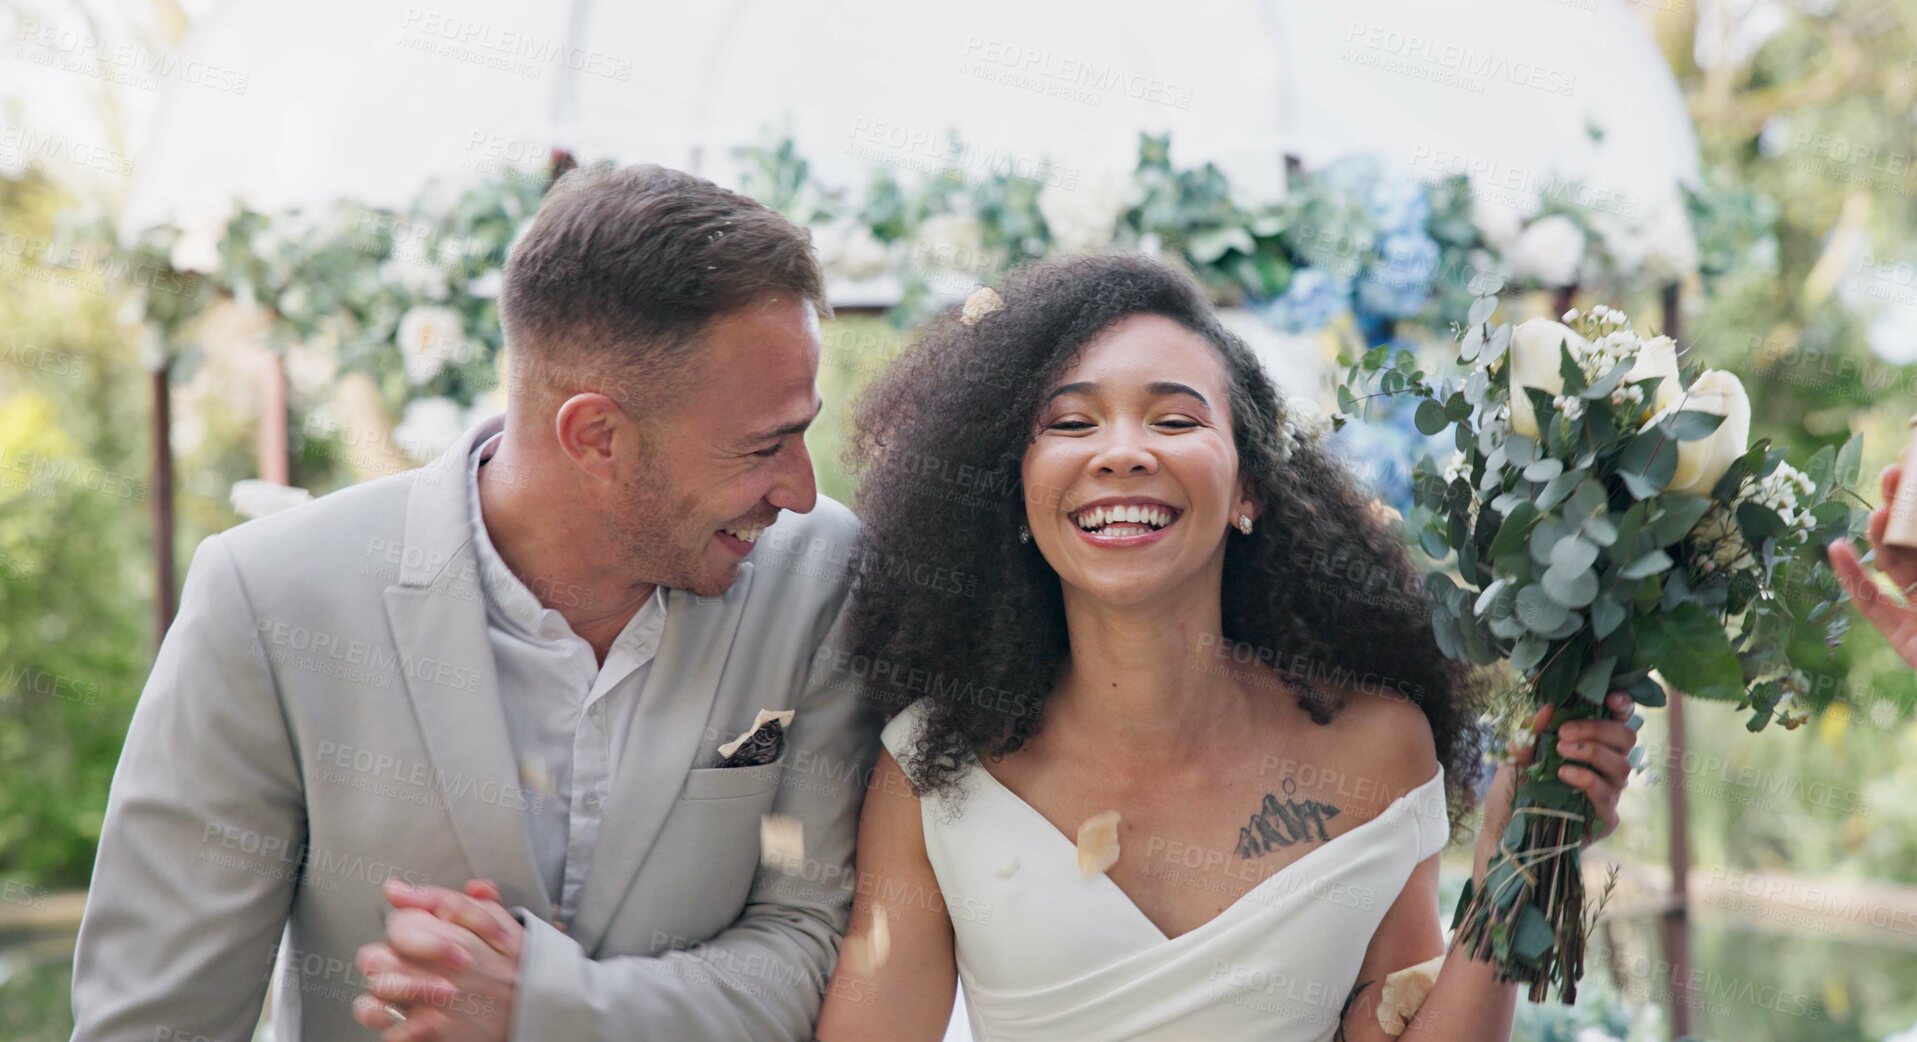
[881, 698, 1450, 1042]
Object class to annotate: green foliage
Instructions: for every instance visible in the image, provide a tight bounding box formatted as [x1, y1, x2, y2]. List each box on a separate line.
[0, 172, 150, 889]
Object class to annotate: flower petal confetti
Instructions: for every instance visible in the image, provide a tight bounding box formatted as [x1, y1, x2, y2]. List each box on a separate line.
[759, 814, 805, 874]
[1377, 953, 1445, 1035]
[1075, 810, 1121, 876]
[959, 286, 1003, 326]
[841, 905, 891, 976]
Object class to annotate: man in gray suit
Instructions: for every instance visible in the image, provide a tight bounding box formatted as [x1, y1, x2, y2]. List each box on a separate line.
[71, 165, 881, 1040]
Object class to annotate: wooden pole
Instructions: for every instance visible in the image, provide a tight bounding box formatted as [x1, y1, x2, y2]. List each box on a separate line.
[257, 351, 289, 485]
[151, 362, 176, 644]
[1658, 280, 1693, 1038]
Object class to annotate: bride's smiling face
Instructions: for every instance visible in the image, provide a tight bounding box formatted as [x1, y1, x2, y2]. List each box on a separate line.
[1021, 314, 1260, 608]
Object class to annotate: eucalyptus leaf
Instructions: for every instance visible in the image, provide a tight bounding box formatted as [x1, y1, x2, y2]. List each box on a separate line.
[1543, 562, 1600, 608]
[1659, 410, 1728, 442]
[1524, 458, 1565, 483]
[1550, 535, 1599, 574]
[1617, 432, 1678, 500]
[1511, 636, 1548, 673]
[1632, 603, 1742, 700]
[1516, 583, 1571, 634]
[1536, 470, 1584, 511]
[1619, 549, 1674, 580]
[1592, 596, 1627, 638]
[1576, 655, 1619, 704]
[1645, 495, 1713, 547]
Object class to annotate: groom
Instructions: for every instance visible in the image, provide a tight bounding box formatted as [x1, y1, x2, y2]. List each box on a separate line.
[71, 165, 879, 1040]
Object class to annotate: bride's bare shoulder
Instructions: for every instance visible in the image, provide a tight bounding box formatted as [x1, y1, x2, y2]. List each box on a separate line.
[1314, 681, 1441, 795]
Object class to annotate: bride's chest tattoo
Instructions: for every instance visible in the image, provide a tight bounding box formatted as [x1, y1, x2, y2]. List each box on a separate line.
[1232, 775, 1345, 860]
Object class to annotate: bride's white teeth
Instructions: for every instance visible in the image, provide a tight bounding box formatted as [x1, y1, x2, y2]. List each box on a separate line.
[1069, 504, 1178, 533]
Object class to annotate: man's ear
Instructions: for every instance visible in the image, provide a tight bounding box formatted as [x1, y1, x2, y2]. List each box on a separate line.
[553, 392, 628, 482]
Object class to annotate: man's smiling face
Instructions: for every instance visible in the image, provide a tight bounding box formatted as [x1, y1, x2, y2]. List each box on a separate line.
[607, 295, 823, 597]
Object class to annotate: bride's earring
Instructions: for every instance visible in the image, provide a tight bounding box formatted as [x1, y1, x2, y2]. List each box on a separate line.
[1018, 524, 1031, 544]
[1236, 514, 1254, 535]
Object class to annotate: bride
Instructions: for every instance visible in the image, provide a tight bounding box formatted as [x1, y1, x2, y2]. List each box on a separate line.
[813, 254, 1640, 1042]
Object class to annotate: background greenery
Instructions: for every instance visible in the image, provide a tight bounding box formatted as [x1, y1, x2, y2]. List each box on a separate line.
[7, 1, 1917, 1040]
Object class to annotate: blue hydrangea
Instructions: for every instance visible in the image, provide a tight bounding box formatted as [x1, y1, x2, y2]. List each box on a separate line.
[1366, 176, 1431, 238]
[1319, 155, 1382, 200]
[1356, 231, 1440, 319]
[1317, 155, 1430, 236]
[1256, 268, 1352, 333]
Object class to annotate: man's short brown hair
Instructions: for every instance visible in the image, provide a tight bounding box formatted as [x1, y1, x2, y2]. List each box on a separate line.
[499, 163, 829, 406]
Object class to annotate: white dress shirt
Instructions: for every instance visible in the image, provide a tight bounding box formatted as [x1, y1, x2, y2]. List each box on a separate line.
[466, 432, 668, 928]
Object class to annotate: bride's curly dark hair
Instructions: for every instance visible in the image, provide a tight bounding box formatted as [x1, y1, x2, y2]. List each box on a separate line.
[844, 253, 1488, 818]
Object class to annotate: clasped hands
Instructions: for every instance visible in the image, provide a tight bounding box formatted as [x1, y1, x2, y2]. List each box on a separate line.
[351, 878, 524, 1041]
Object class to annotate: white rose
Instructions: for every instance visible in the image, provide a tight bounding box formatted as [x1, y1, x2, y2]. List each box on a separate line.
[1625, 334, 1682, 415]
[1508, 215, 1587, 287]
[466, 268, 504, 300]
[1658, 369, 1751, 496]
[283, 339, 339, 399]
[397, 305, 469, 385]
[1507, 318, 1586, 438]
[381, 251, 451, 302]
[816, 221, 891, 283]
[393, 397, 467, 463]
[1470, 192, 1526, 254]
[169, 214, 227, 274]
[1635, 193, 1701, 282]
[1039, 173, 1130, 254]
[229, 479, 313, 519]
[913, 214, 991, 275]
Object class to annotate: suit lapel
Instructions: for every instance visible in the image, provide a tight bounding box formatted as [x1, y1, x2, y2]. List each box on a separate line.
[570, 563, 755, 953]
[380, 416, 551, 922]
[383, 586, 551, 921]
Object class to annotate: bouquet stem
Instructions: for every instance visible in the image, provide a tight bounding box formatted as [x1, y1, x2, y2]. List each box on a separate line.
[1452, 711, 1599, 1003]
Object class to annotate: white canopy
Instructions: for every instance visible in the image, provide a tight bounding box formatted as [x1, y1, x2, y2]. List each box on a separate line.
[120, 0, 1696, 238]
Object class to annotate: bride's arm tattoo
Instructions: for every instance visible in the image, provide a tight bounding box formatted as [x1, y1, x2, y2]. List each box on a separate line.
[1233, 777, 1342, 859]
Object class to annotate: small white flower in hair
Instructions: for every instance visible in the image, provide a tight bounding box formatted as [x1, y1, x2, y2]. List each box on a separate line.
[960, 286, 1004, 326]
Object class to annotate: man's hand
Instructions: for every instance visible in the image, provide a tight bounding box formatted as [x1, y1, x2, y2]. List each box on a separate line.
[351, 879, 523, 1041]
[1828, 463, 1917, 670]
[1476, 691, 1639, 878]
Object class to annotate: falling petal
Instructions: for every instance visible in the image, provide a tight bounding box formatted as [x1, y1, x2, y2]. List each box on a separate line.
[842, 905, 891, 975]
[1376, 953, 1446, 1035]
[760, 814, 805, 874]
[1076, 811, 1121, 876]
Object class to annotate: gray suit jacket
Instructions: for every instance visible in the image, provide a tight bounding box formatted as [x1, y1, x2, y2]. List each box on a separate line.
[71, 418, 880, 1041]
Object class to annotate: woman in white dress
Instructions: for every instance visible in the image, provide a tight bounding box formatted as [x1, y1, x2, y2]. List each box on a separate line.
[814, 254, 1640, 1042]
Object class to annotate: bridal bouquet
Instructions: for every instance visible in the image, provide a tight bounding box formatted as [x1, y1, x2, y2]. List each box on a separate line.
[1335, 284, 1867, 1001]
